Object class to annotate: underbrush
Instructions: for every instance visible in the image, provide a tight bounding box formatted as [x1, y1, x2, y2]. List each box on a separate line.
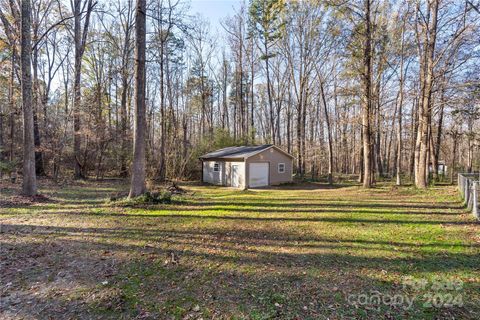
[110, 191, 173, 207]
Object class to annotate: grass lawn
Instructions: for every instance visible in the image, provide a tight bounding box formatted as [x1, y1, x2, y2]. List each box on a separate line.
[0, 180, 479, 319]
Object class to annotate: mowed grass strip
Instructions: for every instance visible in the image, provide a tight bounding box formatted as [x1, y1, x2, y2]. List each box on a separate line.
[0, 180, 478, 319]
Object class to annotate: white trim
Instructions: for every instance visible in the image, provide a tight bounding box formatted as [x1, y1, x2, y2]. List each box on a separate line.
[231, 164, 240, 188]
[278, 163, 286, 173]
[213, 162, 220, 172]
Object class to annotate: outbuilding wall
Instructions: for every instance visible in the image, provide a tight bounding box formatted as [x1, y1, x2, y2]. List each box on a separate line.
[202, 160, 246, 188]
[202, 160, 225, 185]
[202, 147, 292, 188]
[246, 147, 293, 186]
[224, 161, 246, 188]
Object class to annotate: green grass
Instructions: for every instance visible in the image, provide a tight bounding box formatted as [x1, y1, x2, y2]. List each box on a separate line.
[0, 180, 479, 319]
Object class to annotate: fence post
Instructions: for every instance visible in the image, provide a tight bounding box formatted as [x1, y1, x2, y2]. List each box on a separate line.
[465, 179, 471, 208]
[458, 173, 461, 195]
[473, 182, 479, 221]
[461, 174, 468, 203]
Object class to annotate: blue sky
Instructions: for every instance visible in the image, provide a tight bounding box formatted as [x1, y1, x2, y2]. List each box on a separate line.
[189, 0, 243, 32]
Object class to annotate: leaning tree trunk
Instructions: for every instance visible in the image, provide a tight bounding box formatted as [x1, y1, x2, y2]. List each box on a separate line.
[129, 0, 147, 198]
[21, 0, 37, 196]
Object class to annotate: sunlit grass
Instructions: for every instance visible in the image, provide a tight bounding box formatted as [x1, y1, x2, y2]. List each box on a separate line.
[0, 180, 478, 319]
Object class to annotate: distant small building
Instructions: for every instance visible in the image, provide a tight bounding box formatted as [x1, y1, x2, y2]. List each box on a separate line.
[200, 144, 294, 189]
[429, 161, 448, 175]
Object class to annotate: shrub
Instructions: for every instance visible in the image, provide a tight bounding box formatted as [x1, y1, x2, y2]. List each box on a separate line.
[0, 159, 16, 176]
[139, 191, 172, 204]
[111, 190, 172, 207]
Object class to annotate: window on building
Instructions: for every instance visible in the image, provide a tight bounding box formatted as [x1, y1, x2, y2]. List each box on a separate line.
[278, 163, 285, 173]
[213, 163, 220, 172]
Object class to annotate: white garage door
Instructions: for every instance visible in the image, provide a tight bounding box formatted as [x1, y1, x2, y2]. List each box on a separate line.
[249, 163, 269, 187]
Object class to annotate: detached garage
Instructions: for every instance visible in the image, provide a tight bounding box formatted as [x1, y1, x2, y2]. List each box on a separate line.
[200, 144, 293, 189]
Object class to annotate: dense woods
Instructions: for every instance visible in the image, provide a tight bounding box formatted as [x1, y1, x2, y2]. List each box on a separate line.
[1, 0, 479, 193]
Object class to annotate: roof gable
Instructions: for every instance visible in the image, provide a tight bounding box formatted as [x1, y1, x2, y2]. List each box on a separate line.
[259, 145, 295, 159]
[200, 144, 291, 160]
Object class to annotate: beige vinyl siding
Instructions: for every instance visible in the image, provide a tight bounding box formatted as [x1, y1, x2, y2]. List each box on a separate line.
[246, 147, 293, 186]
[202, 146, 292, 188]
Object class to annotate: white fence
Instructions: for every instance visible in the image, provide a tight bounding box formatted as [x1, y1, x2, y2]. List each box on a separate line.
[458, 173, 479, 221]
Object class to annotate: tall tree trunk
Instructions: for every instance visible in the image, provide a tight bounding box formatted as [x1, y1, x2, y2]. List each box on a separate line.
[129, 0, 147, 197]
[433, 85, 446, 181]
[32, 43, 44, 176]
[415, 0, 438, 188]
[158, 40, 166, 182]
[72, 0, 94, 179]
[396, 85, 404, 186]
[286, 90, 291, 153]
[320, 81, 333, 185]
[301, 88, 308, 175]
[265, 42, 275, 144]
[409, 98, 418, 179]
[0, 97, 4, 176]
[250, 41, 255, 143]
[362, 0, 373, 188]
[359, 128, 364, 183]
[21, 0, 37, 196]
[374, 82, 383, 178]
[8, 48, 15, 165]
[296, 91, 303, 177]
[119, 20, 132, 178]
[73, 0, 83, 179]
[396, 21, 406, 185]
[119, 72, 129, 178]
[449, 131, 458, 184]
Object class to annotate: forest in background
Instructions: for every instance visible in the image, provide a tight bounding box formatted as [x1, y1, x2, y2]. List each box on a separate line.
[1, 0, 479, 191]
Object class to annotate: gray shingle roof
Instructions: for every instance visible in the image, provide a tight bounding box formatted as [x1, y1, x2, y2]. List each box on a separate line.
[200, 144, 273, 160]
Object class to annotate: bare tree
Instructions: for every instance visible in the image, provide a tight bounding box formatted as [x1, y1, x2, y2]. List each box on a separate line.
[1, 0, 479, 187]
[361, 0, 373, 188]
[129, 0, 147, 197]
[20, 0, 37, 195]
[71, 0, 95, 179]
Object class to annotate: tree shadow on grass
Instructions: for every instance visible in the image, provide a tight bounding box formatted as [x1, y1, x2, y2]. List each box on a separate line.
[2, 200, 468, 218]
[187, 200, 465, 210]
[3, 223, 479, 267]
[258, 182, 355, 190]
[70, 210, 475, 225]
[1, 182, 478, 318]
[1, 223, 478, 319]
[5, 222, 480, 251]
